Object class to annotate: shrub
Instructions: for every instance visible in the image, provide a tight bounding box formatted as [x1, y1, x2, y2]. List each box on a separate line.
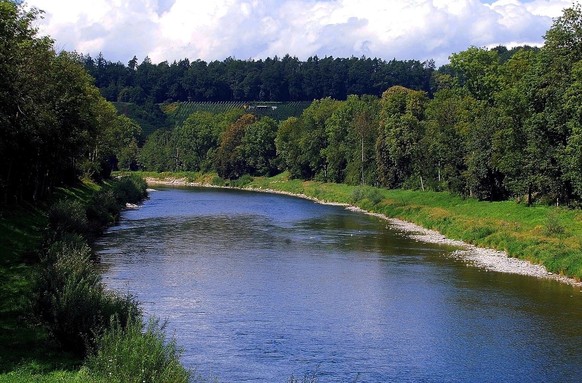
[211, 175, 226, 186]
[231, 174, 253, 188]
[350, 187, 365, 204]
[47, 199, 89, 239]
[86, 317, 190, 383]
[351, 187, 384, 206]
[111, 175, 148, 205]
[34, 236, 141, 356]
[86, 187, 119, 231]
[366, 188, 384, 206]
[544, 211, 566, 237]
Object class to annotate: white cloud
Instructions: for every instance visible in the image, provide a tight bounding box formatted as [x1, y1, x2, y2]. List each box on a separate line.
[27, 0, 577, 65]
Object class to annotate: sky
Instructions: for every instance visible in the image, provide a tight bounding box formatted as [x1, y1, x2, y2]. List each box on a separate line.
[26, 0, 576, 66]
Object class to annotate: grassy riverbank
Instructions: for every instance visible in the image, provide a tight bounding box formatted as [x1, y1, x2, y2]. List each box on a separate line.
[0, 182, 94, 381]
[0, 176, 190, 383]
[137, 170, 582, 282]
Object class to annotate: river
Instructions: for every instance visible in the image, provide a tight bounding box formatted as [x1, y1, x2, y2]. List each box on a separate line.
[97, 187, 582, 383]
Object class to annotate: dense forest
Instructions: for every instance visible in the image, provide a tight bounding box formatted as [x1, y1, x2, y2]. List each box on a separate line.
[83, 54, 435, 104]
[134, 5, 582, 207]
[82, 44, 536, 105]
[2, 0, 582, 208]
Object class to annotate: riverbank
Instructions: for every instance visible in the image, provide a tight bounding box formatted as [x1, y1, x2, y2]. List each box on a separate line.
[142, 173, 582, 288]
[0, 176, 190, 383]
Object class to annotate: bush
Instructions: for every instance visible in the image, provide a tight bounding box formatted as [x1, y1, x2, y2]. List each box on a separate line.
[544, 211, 566, 237]
[350, 187, 384, 206]
[86, 188, 119, 227]
[86, 317, 190, 383]
[34, 236, 141, 356]
[230, 174, 253, 188]
[350, 187, 365, 204]
[47, 199, 89, 239]
[211, 175, 226, 186]
[111, 175, 148, 205]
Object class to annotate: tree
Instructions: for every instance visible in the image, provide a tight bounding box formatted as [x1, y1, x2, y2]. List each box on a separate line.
[241, 117, 279, 176]
[174, 111, 225, 171]
[449, 46, 500, 104]
[297, 98, 341, 180]
[275, 117, 303, 177]
[423, 89, 476, 194]
[138, 129, 176, 172]
[323, 95, 379, 185]
[215, 114, 257, 179]
[376, 86, 427, 189]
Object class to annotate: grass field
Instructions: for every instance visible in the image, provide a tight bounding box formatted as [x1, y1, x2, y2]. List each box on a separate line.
[162, 101, 312, 126]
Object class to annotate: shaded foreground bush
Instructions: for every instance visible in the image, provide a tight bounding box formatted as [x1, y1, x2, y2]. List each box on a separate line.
[34, 235, 140, 356]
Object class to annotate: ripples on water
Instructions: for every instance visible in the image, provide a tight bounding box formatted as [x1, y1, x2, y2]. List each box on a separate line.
[97, 187, 582, 383]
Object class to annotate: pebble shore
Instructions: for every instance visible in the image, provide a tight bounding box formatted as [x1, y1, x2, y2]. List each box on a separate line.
[146, 178, 582, 288]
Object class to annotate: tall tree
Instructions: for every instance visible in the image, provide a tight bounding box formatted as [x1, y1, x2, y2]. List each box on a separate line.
[376, 86, 428, 189]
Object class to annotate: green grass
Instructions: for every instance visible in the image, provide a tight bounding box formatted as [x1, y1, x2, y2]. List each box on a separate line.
[0, 177, 155, 382]
[0, 201, 84, 378]
[137, 171, 582, 281]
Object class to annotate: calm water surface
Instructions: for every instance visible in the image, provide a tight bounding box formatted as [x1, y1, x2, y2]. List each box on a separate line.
[97, 187, 582, 383]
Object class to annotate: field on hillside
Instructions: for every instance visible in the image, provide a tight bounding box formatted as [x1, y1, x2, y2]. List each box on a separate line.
[162, 101, 312, 126]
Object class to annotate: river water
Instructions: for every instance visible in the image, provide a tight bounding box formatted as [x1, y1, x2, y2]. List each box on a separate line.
[97, 187, 582, 383]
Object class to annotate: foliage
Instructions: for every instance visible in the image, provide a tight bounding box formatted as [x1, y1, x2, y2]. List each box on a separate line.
[215, 114, 258, 179]
[128, 8, 582, 207]
[34, 221, 141, 357]
[85, 317, 190, 383]
[47, 200, 90, 240]
[0, 1, 143, 205]
[83, 53, 434, 104]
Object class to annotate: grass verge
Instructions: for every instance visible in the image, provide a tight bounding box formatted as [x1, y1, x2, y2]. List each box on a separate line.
[0, 175, 190, 383]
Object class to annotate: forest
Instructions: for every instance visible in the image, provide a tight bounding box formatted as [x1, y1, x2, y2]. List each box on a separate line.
[82, 53, 435, 104]
[2, 0, 582, 208]
[133, 5, 582, 207]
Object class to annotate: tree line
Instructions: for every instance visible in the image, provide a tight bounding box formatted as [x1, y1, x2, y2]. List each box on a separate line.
[0, 0, 142, 206]
[137, 4, 582, 206]
[3, 0, 582, 208]
[83, 53, 435, 104]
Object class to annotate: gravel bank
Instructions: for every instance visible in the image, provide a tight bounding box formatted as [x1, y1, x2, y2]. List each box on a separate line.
[146, 177, 582, 288]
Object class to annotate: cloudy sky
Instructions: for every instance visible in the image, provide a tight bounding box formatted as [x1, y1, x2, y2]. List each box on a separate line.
[27, 0, 575, 66]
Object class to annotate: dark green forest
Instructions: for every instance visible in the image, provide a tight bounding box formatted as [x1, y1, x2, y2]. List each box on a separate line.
[83, 53, 435, 104]
[3, 0, 582, 207]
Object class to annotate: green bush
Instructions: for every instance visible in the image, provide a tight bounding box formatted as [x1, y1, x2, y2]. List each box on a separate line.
[211, 175, 226, 186]
[86, 317, 190, 383]
[350, 187, 365, 204]
[350, 187, 384, 206]
[34, 236, 141, 356]
[111, 175, 148, 205]
[86, 188, 119, 231]
[544, 211, 566, 237]
[47, 199, 89, 239]
[230, 174, 253, 188]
